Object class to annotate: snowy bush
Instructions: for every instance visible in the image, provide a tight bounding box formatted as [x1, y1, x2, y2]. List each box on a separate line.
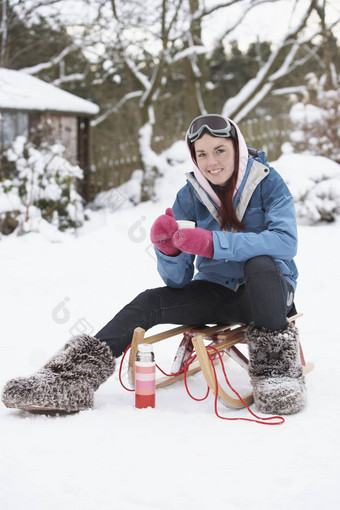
[289, 80, 340, 164]
[282, 75, 340, 224]
[273, 153, 340, 224]
[0, 136, 85, 235]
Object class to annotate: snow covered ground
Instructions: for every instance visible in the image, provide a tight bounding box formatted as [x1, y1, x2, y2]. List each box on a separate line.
[1, 152, 339, 510]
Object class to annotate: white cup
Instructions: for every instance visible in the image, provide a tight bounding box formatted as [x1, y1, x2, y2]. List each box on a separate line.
[176, 220, 195, 230]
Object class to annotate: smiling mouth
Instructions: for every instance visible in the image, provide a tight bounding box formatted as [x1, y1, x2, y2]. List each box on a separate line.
[209, 168, 223, 175]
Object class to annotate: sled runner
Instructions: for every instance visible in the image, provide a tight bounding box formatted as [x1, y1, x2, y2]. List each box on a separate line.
[128, 314, 314, 409]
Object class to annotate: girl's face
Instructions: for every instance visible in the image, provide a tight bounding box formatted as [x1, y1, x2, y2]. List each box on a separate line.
[194, 133, 235, 186]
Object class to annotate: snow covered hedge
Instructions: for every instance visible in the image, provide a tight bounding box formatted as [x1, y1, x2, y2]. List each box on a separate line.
[289, 88, 340, 164]
[273, 153, 340, 224]
[0, 137, 86, 236]
[283, 79, 340, 223]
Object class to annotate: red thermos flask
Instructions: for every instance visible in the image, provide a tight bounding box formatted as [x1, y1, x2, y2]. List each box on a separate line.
[135, 344, 156, 409]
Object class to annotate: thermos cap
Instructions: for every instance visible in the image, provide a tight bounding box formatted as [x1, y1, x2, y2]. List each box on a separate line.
[138, 343, 153, 353]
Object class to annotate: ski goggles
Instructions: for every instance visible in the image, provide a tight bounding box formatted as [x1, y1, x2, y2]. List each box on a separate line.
[187, 114, 236, 143]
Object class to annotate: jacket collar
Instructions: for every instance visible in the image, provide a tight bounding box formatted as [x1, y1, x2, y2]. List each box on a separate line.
[234, 159, 270, 222]
[185, 171, 221, 225]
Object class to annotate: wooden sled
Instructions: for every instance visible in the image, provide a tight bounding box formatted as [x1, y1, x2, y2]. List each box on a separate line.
[128, 314, 314, 409]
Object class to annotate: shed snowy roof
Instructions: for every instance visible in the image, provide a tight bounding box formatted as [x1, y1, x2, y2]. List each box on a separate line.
[0, 68, 99, 116]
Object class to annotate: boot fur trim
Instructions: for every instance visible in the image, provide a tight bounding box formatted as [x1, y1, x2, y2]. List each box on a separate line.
[44, 334, 116, 391]
[2, 335, 116, 412]
[247, 322, 303, 379]
[246, 323, 307, 415]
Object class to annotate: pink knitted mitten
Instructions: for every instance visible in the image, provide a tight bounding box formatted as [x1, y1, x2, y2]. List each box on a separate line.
[150, 208, 180, 256]
[173, 228, 213, 258]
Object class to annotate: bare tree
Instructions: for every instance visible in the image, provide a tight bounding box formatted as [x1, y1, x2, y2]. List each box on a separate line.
[1, 0, 90, 83]
[90, 0, 339, 198]
[221, 0, 340, 120]
[4, 0, 339, 201]
[313, 0, 338, 90]
[100, 0, 187, 200]
[90, 0, 291, 198]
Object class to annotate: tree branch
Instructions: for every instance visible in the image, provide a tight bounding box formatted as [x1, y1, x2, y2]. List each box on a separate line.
[0, 0, 8, 66]
[11, 0, 65, 20]
[124, 57, 151, 90]
[194, 0, 281, 21]
[20, 44, 79, 75]
[164, 0, 183, 41]
[91, 90, 143, 126]
[211, 0, 282, 47]
[222, 0, 316, 121]
[193, 0, 243, 19]
[52, 69, 89, 86]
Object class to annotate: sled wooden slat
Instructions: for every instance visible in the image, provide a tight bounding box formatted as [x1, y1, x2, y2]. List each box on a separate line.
[303, 362, 314, 374]
[127, 326, 227, 389]
[142, 325, 193, 344]
[128, 313, 312, 409]
[128, 327, 146, 386]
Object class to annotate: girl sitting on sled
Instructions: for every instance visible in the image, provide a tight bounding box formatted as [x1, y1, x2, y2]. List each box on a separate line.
[2, 114, 306, 415]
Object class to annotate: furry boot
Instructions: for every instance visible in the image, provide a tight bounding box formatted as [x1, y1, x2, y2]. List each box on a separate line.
[2, 335, 116, 412]
[246, 322, 307, 415]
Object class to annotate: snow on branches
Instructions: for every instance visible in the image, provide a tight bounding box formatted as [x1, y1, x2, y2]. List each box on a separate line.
[289, 86, 340, 164]
[0, 137, 86, 236]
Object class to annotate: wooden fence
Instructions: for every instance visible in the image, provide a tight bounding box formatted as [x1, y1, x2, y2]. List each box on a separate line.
[90, 114, 292, 197]
[239, 115, 292, 160]
[91, 142, 142, 197]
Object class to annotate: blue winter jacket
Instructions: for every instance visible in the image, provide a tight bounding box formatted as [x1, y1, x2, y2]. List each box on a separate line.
[155, 150, 298, 292]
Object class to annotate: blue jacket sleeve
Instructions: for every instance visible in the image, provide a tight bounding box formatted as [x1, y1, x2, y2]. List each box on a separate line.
[154, 185, 196, 288]
[213, 169, 298, 261]
[154, 248, 195, 288]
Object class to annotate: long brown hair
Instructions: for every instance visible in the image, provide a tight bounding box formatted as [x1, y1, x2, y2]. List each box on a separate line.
[219, 137, 245, 231]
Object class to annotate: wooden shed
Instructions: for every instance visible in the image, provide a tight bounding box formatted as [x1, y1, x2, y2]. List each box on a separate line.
[0, 68, 99, 200]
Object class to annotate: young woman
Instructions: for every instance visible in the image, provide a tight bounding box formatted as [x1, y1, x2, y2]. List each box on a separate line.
[2, 114, 306, 415]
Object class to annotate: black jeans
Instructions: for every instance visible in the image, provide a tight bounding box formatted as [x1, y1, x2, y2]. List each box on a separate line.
[95, 256, 295, 358]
